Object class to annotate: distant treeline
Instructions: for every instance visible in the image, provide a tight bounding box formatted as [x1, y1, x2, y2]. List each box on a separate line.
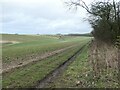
[66, 33, 92, 37]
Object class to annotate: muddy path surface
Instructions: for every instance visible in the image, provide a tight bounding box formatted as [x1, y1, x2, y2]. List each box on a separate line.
[35, 44, 87, 88]
[2, 45, 76, 73]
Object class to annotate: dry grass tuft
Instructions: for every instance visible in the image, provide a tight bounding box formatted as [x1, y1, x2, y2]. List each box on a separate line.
[88, 40, 119, 87]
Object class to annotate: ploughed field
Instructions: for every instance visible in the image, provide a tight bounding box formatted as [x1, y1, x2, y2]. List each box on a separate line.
[1, 34, 91, 88]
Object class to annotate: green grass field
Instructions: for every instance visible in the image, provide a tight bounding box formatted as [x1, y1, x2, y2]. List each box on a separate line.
[1, 34, 91, 88]
[2, 34, 91, 63]
[3, 34, 117, 88]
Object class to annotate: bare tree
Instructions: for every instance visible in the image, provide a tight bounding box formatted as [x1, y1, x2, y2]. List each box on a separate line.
[65, 0, 120, 43]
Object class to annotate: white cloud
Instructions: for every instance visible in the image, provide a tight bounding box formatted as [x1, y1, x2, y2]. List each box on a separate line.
[1, 0, 92, 34]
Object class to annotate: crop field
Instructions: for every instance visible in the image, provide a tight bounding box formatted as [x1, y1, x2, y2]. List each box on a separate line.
[1, 34, 91, 88]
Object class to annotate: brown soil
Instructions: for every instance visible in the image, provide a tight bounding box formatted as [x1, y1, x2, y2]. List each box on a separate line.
[0, 40, 19, 44]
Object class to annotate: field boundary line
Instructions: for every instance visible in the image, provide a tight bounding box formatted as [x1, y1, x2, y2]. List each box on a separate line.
[2, 45, 77, 74]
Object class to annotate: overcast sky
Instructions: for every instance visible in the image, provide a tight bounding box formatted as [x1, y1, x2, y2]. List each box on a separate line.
[0, 0, 93, 34]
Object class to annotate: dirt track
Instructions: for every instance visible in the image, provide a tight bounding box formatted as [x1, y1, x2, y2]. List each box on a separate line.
[35, 44, 87, 88]
[0, 40, 19, 44]
[2, 45, 76, 73]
